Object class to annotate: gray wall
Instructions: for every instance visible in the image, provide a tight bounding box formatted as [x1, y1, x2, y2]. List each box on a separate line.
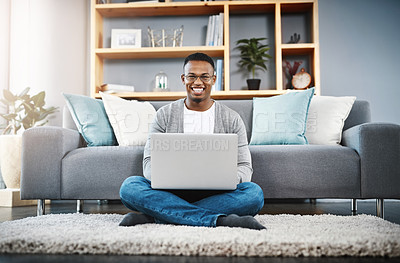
[319, 0, 400, 123]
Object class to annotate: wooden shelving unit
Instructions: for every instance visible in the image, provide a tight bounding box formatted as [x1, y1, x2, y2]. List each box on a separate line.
[90, 0, 320, 100]
[95, 46, 225, 60]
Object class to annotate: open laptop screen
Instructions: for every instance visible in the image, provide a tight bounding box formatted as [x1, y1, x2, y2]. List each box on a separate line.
[150, 133, 238, 190]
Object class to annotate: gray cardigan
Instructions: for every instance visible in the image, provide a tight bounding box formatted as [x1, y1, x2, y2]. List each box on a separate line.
[143, 98, 253, 183]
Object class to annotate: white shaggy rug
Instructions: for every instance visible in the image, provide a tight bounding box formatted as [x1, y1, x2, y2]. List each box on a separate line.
[0, 213, 399, 257]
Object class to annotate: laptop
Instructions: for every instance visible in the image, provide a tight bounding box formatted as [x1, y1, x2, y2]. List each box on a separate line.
[150, 133, 238, 190]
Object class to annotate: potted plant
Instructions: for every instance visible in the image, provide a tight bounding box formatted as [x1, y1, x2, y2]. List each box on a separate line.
[236, 37, 272, 90]
[0, 87, 57, 189]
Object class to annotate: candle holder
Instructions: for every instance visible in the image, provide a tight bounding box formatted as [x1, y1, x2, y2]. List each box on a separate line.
[148, 26, 184, 47]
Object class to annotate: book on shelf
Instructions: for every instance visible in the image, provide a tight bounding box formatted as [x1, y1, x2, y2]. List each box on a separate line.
[101, 84, 135, 94]
[212, 59, 223, 92]
[205, 13, 224, 46]
[127, 0, 159, 3]
[209, 15, 216, 46]
[215, 59, 223, 91]
[205, 16, 212, 46]
[218, 13, 223, 46]
[214, 15, 220, 46]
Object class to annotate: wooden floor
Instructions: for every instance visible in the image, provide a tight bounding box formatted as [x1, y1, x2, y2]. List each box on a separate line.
[1, 199, 400, 263]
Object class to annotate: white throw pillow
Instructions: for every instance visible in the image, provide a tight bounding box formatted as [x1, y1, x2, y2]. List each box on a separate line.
[305, 96, 356, 145]
[100, 92, 156, 146]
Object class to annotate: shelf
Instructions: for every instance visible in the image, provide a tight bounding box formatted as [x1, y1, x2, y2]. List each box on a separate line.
[211, 90, 286, 100]
[94, 90, 286, 101]
[229, 2, 275, 14]
[95, 2, 225, 17]
[96, 46, 225, 59]
[280, 1, 314, 13]
[281, 43, 315, 55]
[95, 1, 314, 17]
[95, 91, 187, 101]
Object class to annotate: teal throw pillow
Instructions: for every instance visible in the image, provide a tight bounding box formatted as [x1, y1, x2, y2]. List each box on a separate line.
[63, 93, 117, 147]
[250, 88, 314, 145]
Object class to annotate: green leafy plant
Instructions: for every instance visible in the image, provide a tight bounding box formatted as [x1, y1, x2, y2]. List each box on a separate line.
[0, 87, 58, 135]
[236, 37, 272, 79]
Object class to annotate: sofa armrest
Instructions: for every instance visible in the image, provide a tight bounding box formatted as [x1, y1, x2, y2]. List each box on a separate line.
[342, 122, 400, 198]
[21, 126, 81, 200]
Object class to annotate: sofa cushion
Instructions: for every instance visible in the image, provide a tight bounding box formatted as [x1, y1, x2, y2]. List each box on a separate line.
[63, 93, 117, 147]
[249, 145, 361, 198]
[305, 96, 356, 145]
[343, 100, 371, 131]
[217, 100, 254, 143]
[101, 92, 156, 146]
[250, 88, 314, 145]
[61, 146, 144, 199]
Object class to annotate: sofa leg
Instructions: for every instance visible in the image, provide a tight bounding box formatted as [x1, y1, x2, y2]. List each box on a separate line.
[351, 199, 357, 215]
[77, 200, 84, 213]
[37, 199, 45, 216]
[376, 199, 384, 219]
[309, 198, 317, 204]
[97, 199, 108, 205]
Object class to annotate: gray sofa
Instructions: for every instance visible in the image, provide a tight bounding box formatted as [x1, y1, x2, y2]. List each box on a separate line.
[21, 100, 400, 217]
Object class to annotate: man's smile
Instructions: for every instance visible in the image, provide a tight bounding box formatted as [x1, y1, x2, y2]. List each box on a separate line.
[191, 87, 206, 95]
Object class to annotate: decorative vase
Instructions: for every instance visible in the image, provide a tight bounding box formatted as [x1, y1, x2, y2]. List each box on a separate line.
[247, 79, 261, 90]
[153, 71, 169, 92]
[0, 135, 22, 189]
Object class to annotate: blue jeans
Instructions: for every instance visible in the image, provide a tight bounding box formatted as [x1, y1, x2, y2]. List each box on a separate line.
[119, 176, 264, 227]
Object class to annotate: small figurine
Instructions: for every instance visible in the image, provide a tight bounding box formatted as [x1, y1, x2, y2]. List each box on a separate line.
[288, 33, 300, 44]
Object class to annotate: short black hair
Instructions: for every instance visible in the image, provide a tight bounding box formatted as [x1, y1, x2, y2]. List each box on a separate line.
[183, 52, 215, 71]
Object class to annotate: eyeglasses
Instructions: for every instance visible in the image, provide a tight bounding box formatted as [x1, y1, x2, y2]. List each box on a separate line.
[184, 74, 213, 83]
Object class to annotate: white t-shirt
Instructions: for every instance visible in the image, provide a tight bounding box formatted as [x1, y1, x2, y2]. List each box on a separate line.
[184, 103, 215, 134]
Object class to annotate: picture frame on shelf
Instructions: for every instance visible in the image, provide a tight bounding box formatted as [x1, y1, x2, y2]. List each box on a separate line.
[111, 29, 142, 49]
